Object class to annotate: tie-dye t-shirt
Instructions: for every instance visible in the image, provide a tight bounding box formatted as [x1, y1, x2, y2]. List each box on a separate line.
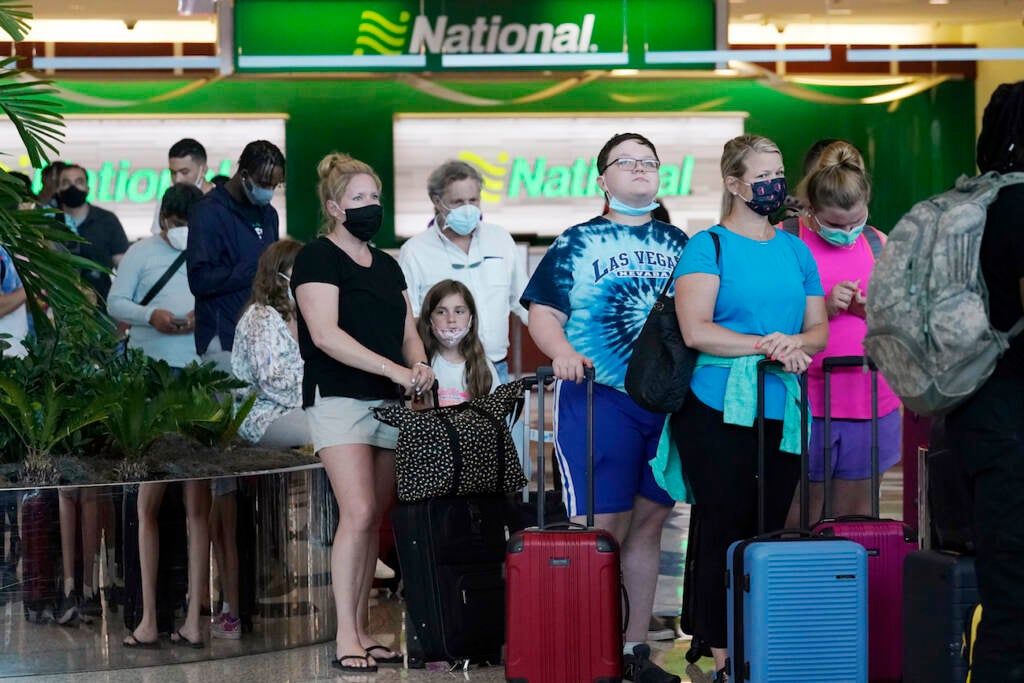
[521, 217, 688, 391]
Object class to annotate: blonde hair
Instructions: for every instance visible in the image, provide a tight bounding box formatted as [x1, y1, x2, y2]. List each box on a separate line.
[802, 141, 871, 212]
[719, 134, 782, 220]
[316, 153, 382, 236]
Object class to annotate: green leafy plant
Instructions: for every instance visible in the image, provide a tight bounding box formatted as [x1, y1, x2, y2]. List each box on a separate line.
[0, 374, 109, 483]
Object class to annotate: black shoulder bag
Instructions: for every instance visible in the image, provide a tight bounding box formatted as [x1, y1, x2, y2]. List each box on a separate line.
[625, 231, 720, 413]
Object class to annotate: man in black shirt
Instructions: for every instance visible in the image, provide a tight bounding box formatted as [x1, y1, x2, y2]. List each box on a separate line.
[57, 164, 129, 311]
[947, 80, 1024, 683]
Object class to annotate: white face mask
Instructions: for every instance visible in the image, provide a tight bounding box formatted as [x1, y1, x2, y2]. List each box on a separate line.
[432, 325, 470, 348]
[278, 272, 294, 303]
[166, 226, 188, 251]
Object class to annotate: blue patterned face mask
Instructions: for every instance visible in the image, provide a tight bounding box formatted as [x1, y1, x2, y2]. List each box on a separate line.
[737, 177, 787, 216]
[242, 174, 275, 206]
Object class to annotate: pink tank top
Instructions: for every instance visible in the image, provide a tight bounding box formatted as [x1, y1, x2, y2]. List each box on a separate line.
[798, 219, 901, 419]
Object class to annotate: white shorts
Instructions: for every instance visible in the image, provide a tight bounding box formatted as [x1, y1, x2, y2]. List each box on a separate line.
[305, 390, 400, 454]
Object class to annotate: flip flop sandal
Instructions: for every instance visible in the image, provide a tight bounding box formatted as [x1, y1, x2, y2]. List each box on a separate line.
[332, 654, 378, 673]
[170, 628, 205, 649]
[366, 645, 403, 664]
[122, 633, 161, 649]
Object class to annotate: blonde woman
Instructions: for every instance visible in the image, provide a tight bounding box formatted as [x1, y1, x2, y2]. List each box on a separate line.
[671, 134, 829, 682]
[291, 153, 434, 673]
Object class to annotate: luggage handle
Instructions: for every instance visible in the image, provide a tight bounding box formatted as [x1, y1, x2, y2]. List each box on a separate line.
[535, 365, 595, 529]
[752, 528, 819, 541]
[821, 354, 880, 520]
[756, 359, 810, 533]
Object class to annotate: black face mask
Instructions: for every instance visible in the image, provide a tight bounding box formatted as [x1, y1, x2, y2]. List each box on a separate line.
[344, 204, 383, 242]
[59, 186, 88, 209]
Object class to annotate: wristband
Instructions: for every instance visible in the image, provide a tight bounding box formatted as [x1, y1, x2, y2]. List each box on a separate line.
[415, 361, 431, 370]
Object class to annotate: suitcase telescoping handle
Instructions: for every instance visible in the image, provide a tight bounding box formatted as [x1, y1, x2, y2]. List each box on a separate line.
[822, 355, 879, 519]
[756, 359, 810, 534]
[534, 365, 595, 529]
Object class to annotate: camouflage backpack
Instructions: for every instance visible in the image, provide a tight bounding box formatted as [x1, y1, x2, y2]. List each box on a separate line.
[864, 171, 1024, 416]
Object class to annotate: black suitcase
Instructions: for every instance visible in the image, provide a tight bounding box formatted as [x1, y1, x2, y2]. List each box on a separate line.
[392, 494, 508, 667]
[902, 550, 978, 683]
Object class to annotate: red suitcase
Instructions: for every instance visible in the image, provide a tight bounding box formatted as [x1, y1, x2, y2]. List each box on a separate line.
[505, 367, 622, 683]
[811, 356, 917, 683]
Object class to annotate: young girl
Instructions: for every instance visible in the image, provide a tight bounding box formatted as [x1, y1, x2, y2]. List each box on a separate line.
[417, 279, 499, 406]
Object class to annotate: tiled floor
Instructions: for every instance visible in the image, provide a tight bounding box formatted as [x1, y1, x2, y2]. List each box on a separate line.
[2, 466, 905, 682]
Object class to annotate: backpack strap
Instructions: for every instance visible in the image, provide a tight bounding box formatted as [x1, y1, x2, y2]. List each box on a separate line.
[659, 230, 721, 298]
[780, 215, 801, 236]
[863, 226, 884, 259]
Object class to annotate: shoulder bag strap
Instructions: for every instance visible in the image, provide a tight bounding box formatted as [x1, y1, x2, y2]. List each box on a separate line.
[139, 251, 187, 306]
[863, 226, 884, 258]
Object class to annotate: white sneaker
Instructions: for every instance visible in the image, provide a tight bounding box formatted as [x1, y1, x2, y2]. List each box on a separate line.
[374, 559, 396, 580]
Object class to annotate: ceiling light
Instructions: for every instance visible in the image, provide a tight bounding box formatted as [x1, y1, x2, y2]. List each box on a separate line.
[929, 0, 950, 5]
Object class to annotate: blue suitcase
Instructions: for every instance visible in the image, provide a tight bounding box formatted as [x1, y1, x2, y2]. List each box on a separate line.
[725, 360, 869, 683]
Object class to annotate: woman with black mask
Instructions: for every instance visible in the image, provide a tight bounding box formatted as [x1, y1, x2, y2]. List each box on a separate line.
[290, 153, 434, 674]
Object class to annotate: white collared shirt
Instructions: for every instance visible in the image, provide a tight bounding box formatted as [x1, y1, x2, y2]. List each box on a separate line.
[399, 221, 529, 362]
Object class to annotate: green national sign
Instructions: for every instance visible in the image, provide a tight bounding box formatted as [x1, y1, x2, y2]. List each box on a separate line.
[235, 0, 715, 71]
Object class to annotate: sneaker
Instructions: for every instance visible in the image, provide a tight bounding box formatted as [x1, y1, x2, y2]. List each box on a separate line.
[686, 663, 729, 683]
[648, 616, 677, 642]
[212, 613, 242, 640]
[79, 593, 101, 622]
[55, 592, 79, 626]
[623, 644, 682, 683]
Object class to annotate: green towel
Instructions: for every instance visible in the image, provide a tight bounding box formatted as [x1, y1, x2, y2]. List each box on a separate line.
[694, 353, 808, 455]
[649, 416, 693, 503]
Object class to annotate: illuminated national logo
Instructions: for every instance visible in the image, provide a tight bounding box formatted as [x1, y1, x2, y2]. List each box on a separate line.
[456, 151, 696, 202]
[354, 10, 412, 56]
[457, 151, 509, 204]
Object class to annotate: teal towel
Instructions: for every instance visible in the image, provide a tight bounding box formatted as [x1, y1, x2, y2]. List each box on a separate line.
[695, 353, 808, 455]
[649, 417, 693, 503]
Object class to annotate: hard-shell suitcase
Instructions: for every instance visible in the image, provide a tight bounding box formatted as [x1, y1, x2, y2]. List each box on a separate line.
[505, 366, 622, 683]
[902, 550, 977, 683]
[392, 493, 508, 667]
[811, 356, 917, 682]
[727, 360, 868, 683]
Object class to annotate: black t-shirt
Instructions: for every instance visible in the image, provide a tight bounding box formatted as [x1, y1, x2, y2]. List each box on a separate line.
[981, 184, 1024, 381]
[292, 237, 408, 405]
[67, 204, 129, 307]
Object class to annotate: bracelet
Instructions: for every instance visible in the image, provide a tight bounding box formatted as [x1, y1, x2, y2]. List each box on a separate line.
[415, 361, 431, 369]
[381, 361, 388, 376]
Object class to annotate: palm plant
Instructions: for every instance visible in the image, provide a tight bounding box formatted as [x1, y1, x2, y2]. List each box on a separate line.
[0, 1, 109, 339]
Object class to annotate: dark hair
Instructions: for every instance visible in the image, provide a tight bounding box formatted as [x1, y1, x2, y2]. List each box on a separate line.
[417, 280, 493, 400]
[58, 164, 87, 182]
[596, 133, 659, 174]
[978, 81, 1024, 173]
[238, 140, 286, 180]
[802, 138, 842, 177]
[160, 182, 204, 221]
[211, 174, 229, 186]
[168, 138, 207, 164]
[8, 171, 33, 197]
[245, 240, 303, 322]
[42, 160, 67, 182]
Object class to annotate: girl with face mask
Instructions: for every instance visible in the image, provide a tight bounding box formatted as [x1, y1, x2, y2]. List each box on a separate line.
[671, 134, 830, 683]
[417, 279, 498, 407]
[781, 140, 902, 528]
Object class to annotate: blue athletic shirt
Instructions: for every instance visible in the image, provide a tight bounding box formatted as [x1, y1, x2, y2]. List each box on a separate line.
[521, 216, 689, 391]
[673, 225, 824, 420]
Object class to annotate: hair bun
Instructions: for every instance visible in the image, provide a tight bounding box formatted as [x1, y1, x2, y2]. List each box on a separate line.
[317, 153, 354, 180]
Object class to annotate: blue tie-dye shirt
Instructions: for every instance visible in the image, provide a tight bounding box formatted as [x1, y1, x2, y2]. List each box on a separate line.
[521, 217, 688, 391]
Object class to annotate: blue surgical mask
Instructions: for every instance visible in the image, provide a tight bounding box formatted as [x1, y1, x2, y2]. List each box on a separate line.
[817, 218, 866, 247]
[242, 174, 274, 206]
[737, 177, 787, 217]
[442, 204, 482, 236]
[608, 194, 660, 216]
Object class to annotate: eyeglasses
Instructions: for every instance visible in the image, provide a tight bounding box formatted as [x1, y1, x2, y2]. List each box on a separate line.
[437, 232, 482, 269]
[607, 158, 661, 172]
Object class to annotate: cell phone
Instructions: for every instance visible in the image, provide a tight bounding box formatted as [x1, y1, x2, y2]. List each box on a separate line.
[171, 317, 189, 326]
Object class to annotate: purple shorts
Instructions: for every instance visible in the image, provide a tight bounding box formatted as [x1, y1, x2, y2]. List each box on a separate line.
[808, 408, 902, 481]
